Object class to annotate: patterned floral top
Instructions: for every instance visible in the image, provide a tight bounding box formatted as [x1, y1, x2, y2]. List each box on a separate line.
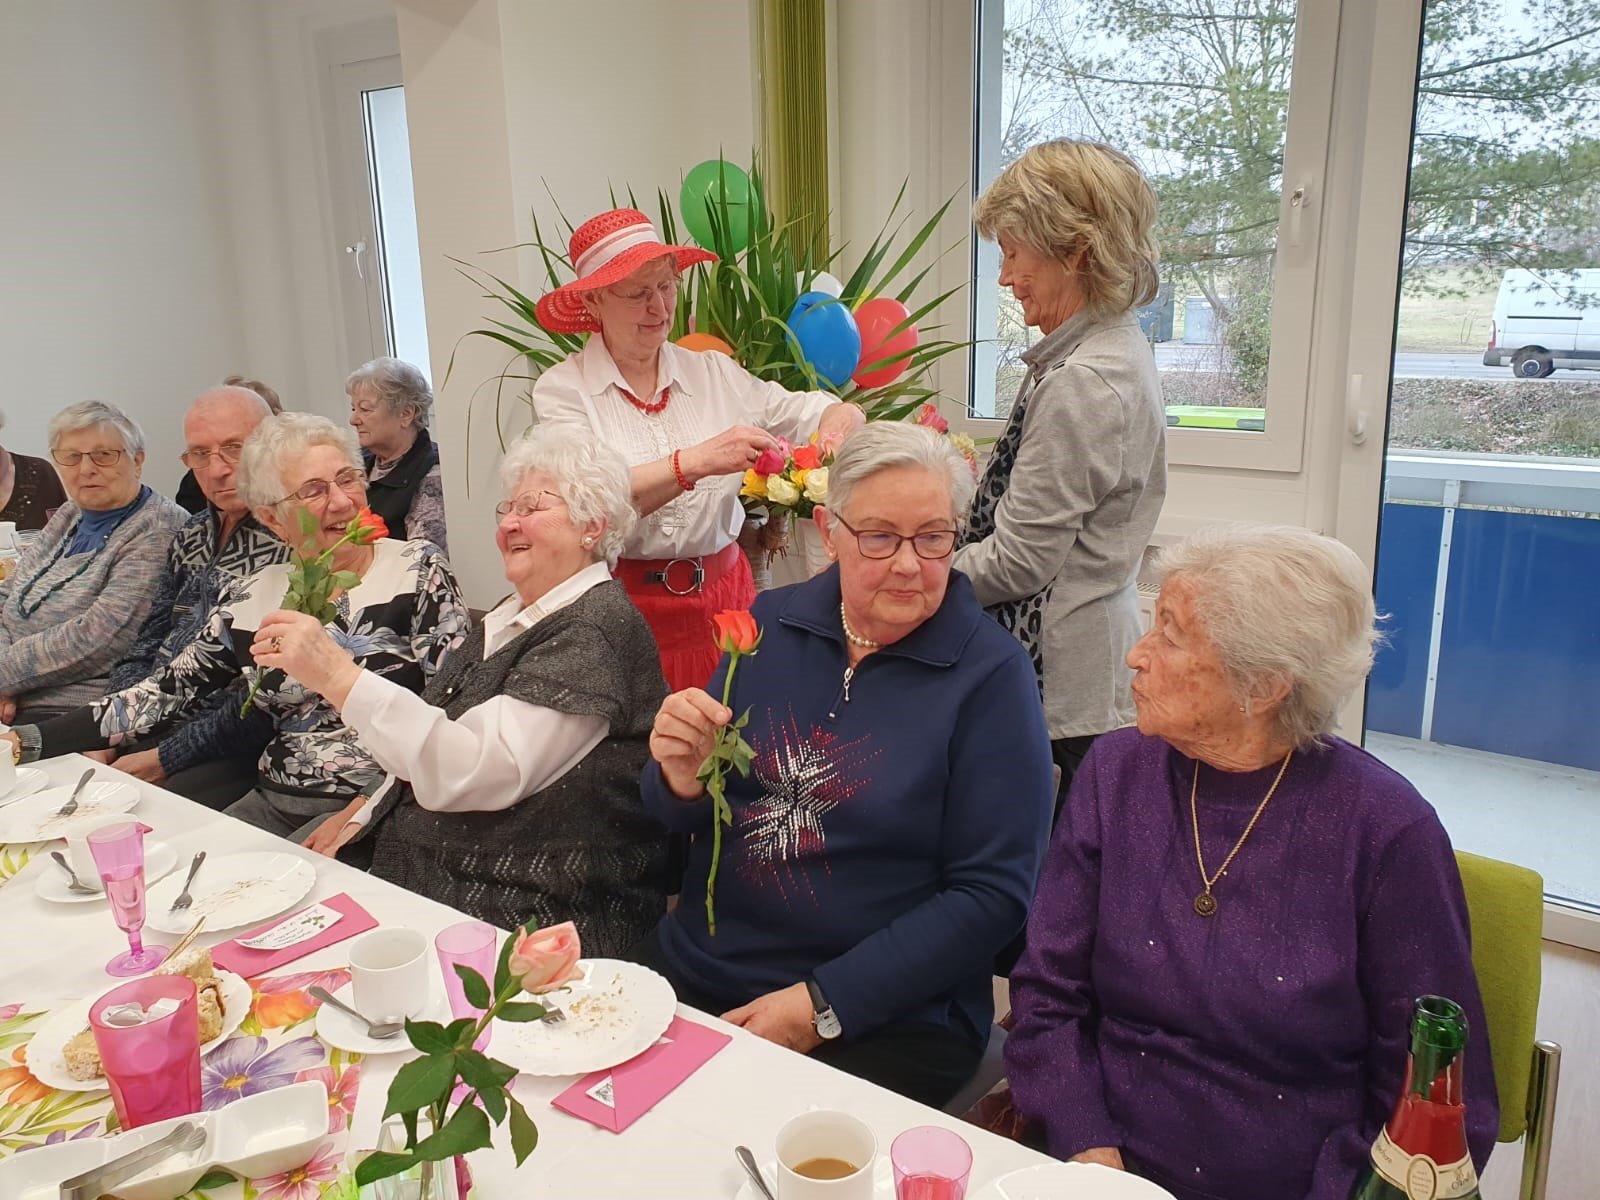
[35, 539, 471, 800]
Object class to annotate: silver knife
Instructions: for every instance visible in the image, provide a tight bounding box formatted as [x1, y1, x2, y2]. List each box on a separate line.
[58, 1121, 206, 1200]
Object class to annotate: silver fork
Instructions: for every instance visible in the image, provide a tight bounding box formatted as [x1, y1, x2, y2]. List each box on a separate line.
[55, 768, 96, 818]
[169, 851, 206, 912]
[539, 1001, 566, 1025]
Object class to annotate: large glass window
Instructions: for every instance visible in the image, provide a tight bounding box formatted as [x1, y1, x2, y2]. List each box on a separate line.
[972, 0, 1337, 471]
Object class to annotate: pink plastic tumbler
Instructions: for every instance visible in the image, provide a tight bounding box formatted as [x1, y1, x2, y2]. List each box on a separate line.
[89, 975, 203, 1128]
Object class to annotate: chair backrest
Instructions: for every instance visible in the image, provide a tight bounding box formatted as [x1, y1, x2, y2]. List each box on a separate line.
[1454, 849, 1543, 1143]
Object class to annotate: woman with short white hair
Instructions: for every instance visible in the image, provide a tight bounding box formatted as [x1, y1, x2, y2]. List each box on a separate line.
[347, 356, 448, 554]
[0, 401, 184, 720]
[11, 413, 471, 843]
[1002, 524, 1496, 1200]
[956, 138, 1168, 807]
[281, 424, 671, 955]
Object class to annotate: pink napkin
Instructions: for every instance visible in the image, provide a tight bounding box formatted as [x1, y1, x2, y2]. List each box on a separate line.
[210, 892, 376, 976]
[552, 1015, 731, 1132]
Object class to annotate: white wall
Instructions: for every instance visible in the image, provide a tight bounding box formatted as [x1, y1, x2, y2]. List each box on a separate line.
[0, 0, 384, 500]
[396, 0, 759, 604]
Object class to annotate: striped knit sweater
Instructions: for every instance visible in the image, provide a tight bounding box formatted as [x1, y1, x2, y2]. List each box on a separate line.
[0, 490, 186, 713]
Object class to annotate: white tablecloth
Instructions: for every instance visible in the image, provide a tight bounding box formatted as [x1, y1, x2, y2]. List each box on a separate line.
[0, 755, 1070, 1196]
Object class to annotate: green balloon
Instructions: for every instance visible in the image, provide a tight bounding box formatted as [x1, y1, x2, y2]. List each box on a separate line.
[680, 159, 753, 252]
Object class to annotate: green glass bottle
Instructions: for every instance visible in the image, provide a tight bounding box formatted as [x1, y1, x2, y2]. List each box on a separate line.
[1350, 995, 1480, 1200]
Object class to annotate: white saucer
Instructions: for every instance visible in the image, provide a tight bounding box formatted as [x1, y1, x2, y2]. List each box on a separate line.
[736, 1157, 893, 1198]
[0, 767, 50, 810]
[313, 977, 452, 1055]
[35, 841, 179, 904]
[971, 1162, 1179, 1199]
[24, 969, 253, 1093]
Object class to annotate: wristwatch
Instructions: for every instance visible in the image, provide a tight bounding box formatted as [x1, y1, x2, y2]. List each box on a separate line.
[805, 978, 843, 1040]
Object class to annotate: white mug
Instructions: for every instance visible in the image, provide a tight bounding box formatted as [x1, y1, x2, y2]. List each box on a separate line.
[775, 1110, 879, 1200]
[0, 744, 15, 796]
[349, 929, 431, 1022]
[64, 811, 140, 893]
[0, 522, 16, 552]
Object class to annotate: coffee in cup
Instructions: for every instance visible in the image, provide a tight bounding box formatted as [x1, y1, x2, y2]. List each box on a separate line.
[775, 1110, 878, 1198]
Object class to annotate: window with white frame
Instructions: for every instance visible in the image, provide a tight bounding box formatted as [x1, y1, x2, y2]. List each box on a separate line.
[970, 0, 1340, 471]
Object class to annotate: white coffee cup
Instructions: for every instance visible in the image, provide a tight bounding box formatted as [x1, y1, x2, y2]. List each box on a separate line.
[348, 928, 431, 1022]
[775, 1110, 879, 1199]
[64, 811, 140, 893]
[0, 744, 16, 796]
[0, 522, 16, 552]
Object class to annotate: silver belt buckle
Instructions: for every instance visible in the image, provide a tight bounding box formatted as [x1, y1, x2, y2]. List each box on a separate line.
[647, 557, 705, 595]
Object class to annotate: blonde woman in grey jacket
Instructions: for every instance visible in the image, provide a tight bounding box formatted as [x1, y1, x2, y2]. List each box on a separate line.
[955, 139, 1167, 810]
[0, 402, 185, 721]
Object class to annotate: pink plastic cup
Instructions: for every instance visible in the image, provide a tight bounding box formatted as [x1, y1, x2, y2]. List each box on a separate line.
[436, 920, 497, 1052]
[88, 820, 166, 975]
[90, 975, 202, 1128]
[891, 1126, 973, 1200]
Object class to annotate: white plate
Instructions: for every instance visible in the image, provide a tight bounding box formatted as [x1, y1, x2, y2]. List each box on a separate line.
[23, 969, 254, 1093]
[0, 780, 139, 843]
[34, 840, 179, 904]
[973, 1163, 1179, 1200]
[490, 958, 677, 1076]
[143, 851, 316, 935]
[735, 1157, 893, 1198]
[0, 766, 50, 809]
[315, 975, 453, 1055]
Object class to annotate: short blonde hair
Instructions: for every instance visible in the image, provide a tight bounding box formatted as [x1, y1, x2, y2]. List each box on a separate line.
[974, 139, 1159, 317]
[1157, 525, 1379, 749]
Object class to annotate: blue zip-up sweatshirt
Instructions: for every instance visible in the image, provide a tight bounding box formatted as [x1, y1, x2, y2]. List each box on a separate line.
[641, 566, 1054, 1045]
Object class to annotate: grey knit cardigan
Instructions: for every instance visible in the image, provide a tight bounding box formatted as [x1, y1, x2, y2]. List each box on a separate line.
[0, 490, 187, 713]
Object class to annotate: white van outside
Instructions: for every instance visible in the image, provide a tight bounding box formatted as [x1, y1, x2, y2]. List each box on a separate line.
[1483, 268, 1600, 378]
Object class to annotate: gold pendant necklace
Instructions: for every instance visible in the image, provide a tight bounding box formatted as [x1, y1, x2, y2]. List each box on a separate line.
[1190, 750, 1293, 917]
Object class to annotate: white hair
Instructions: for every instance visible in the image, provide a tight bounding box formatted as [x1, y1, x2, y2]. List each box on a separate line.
[346, 357, 434, 427]
[48, 401, 147, 457]
[1156, 524, 1381, 749]
[500, 424, 636, 567]
[237, 412, 362, 510]
[826, 420, 976, 526]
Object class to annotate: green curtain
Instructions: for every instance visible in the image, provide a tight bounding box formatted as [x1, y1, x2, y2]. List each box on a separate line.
[760, 0, 830, 264]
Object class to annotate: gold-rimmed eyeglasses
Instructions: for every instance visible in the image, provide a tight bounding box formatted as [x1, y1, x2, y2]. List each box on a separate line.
[270, 467, 368, 507]
[494, 490, 564, 519]
[51, 448, 126, 468]
[181, 442, 245, 469]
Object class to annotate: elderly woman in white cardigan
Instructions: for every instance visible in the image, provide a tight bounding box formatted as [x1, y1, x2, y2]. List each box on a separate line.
[0, 402, 185, 722]
[955, 139, 1168, 808]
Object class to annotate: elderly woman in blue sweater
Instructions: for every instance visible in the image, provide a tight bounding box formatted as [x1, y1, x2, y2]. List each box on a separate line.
[636, 421, 1055, 1108]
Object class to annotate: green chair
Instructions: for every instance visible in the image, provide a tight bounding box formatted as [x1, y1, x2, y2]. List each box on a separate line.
[1454, 850, 1562, 1200]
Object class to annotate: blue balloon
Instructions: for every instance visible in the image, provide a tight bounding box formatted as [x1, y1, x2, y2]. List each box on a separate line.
[787, 291, 861, 388]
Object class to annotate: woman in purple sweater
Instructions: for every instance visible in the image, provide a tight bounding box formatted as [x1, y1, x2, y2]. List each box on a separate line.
[1006, 524, 1498, 1200]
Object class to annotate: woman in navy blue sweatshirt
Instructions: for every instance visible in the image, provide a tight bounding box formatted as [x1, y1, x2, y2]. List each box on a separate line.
[637, 422, 1055, 1107]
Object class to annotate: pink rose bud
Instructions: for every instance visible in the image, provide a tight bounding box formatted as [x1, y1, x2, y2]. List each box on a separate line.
[508, 921, 582, 995]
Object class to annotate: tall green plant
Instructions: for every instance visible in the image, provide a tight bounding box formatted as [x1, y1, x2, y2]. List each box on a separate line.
[448, 160, 970, 459]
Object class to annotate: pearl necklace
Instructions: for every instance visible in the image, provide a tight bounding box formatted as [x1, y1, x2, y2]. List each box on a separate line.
[840, 602, 879, 649]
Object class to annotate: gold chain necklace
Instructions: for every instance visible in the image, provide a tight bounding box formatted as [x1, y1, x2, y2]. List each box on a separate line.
[1189, 750, 1293, 917]
[840, 602, 880, 649]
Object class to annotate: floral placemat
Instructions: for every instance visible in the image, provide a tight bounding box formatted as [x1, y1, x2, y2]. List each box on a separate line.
[0, 842, 45, 891]
[0, 968, 365, 1199]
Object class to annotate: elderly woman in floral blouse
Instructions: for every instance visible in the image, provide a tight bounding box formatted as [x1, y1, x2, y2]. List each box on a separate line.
[8, 413, 471, 842]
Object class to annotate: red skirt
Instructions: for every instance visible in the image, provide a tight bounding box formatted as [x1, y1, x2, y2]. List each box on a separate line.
[615, 544, 756, 693]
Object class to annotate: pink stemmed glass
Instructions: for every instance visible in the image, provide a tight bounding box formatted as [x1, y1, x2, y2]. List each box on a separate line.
[90, 975, 202, 1127]
[436, 920, 497, 1052]
[88, 821, 167, 976]
[891, 1126, 974, 1200]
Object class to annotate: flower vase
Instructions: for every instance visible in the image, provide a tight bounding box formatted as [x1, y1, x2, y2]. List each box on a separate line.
[791, 514, 833, 578]
[358, 1116, 463, 1200]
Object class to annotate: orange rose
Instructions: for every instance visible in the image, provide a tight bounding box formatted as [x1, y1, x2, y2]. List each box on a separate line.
[791, 443, 822, 471]
[349, 507, 389, 543]
[711, 610, 760, 656]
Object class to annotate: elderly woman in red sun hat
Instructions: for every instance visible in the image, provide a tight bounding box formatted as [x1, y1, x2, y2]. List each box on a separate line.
[531, 207, 863, 691]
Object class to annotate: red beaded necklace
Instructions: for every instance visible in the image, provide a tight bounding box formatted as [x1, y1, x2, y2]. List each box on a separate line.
[620, 384, 670, 415]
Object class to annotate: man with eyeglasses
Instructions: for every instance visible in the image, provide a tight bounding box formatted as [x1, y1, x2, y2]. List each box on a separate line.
[90, 385, 287, 807]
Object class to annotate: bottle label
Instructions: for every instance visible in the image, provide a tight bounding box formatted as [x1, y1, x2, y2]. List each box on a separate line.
[1370, 1127, 1478, 1199]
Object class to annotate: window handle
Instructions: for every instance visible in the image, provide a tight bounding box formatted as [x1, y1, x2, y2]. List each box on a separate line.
[345, 239, 368, 281]
[1285, 182, 1312, 249]
[1346, 373, 1368, 446]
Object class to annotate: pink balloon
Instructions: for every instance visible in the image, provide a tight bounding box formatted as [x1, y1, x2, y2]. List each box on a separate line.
[852, 297, 919, 389]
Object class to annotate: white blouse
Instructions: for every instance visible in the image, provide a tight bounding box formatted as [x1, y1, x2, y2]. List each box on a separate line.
[531, 337, 834, 558]
[344, 563, 613, 828]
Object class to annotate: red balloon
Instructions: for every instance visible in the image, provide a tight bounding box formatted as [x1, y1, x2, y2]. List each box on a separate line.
[851, 298, 918, 389]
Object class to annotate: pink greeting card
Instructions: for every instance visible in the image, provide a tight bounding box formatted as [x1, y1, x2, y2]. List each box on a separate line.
[552, 1015, 731, 1132]
[210, 892, 377, 976]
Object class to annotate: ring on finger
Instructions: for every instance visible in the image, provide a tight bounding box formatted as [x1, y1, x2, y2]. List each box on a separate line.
[270, 636, 283, 653]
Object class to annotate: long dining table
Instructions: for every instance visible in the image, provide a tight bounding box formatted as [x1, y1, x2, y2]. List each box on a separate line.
[0, 754, 1099, 1197]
